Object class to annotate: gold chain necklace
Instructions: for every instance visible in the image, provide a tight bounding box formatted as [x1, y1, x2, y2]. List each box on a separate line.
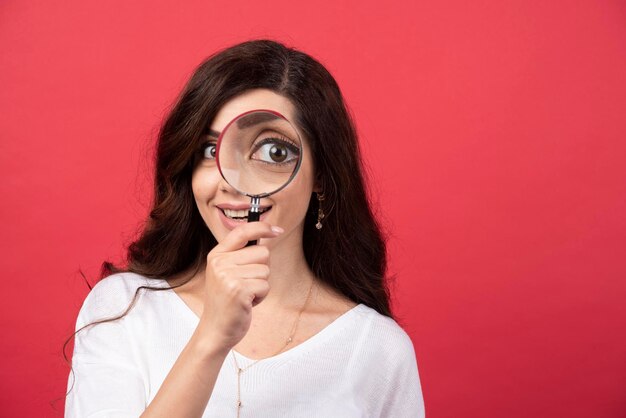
[231, 281, 314, 418]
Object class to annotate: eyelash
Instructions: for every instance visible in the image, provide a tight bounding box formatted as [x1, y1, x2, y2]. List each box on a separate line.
[198, 134, 299, 161]
[252, 134, 299, 153]
[200, 140, 217, 159]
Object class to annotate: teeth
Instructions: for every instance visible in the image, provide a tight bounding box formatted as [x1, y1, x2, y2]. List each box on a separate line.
[224, 209, 248, 218]
[222, 207, 270, 219]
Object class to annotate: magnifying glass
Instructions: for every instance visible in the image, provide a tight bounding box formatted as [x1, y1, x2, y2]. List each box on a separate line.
[215, 109, 303, 246]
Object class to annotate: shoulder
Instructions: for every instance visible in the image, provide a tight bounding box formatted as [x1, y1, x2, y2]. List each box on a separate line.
[76, 272, 155, 327]
[87, 272, 154, 306]
[353, 304, 417, 364]
[351, 305, 424, 407]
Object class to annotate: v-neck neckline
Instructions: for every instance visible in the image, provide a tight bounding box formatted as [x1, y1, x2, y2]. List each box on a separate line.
[155, 277, 365, 365]
[229, 303, 364, 364]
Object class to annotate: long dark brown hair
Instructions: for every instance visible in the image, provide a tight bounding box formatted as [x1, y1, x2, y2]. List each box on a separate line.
[61, 39, 395, 402]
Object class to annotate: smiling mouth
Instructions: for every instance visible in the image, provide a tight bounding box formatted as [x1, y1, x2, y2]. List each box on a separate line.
[220, 207, 272, 220]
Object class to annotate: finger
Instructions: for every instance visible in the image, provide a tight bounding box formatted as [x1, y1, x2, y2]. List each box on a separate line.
[220, 244, 271, 266]
[243, 278, 271, 307]
[218, 264, 271, 282]
[216, 222, 284, 252]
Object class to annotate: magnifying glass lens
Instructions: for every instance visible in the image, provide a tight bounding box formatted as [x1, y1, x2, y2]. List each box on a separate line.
[217, 110, 302, 197]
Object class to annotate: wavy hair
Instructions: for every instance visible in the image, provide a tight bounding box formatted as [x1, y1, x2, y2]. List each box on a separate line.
[61, 39, 394, 402]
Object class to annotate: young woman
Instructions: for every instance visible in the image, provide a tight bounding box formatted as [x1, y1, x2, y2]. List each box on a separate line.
[65, 39, 425, 418]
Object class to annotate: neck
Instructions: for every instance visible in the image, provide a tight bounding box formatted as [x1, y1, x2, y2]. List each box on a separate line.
[256, 224, 317, 312]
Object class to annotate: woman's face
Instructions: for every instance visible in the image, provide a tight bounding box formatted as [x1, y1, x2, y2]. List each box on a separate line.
[192, 88, 318, 248]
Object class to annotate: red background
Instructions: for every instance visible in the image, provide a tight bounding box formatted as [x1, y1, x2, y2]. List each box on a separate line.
[1, 1, 625, 417]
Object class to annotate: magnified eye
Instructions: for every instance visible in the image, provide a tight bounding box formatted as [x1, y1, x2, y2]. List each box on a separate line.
[203, 143, 217, 160]
[251, 137, 299, 165]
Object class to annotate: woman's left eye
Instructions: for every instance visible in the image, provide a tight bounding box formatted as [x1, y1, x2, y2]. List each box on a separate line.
[251, 138, 299, 164]
[203, 143, 217, 160]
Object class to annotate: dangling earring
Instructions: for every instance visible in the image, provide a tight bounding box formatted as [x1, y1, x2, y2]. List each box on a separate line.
[315, 192, 325, 230]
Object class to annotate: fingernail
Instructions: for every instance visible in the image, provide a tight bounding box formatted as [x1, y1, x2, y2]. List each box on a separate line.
[271, 226, 284, 234]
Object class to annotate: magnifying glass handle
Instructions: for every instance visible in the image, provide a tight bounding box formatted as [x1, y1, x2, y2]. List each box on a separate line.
[245, 196, 261, 247]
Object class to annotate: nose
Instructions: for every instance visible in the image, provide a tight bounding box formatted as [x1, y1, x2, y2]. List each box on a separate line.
[217, 172, 243, 196]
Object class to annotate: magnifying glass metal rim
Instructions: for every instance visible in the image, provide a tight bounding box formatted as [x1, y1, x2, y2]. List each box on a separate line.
[214, 108, 304, 199]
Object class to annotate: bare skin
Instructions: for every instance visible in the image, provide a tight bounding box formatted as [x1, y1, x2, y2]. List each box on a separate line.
[139, 89, 356, 417]
[139, 222, 356, 418]
[167, 258, 356, 360]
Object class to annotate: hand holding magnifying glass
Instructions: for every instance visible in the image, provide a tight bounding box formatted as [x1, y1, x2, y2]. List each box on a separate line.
[215, 109, 303, 246]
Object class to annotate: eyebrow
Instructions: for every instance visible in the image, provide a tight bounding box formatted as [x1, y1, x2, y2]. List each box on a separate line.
[236, 112, 280, 129]
[206, 112, 281, 138]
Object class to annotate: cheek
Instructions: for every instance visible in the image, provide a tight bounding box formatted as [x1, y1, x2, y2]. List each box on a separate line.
[191, 167, 219, 204]
[275, 161, 315, 218]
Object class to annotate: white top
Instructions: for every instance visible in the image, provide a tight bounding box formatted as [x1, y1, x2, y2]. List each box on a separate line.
[65, 272, 425, 417]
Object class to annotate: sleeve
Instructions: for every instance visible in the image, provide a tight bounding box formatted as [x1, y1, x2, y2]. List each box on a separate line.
[367, 321, 425, 418]
[378, 336, 426, 418]
[65, 276, 147, 418]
